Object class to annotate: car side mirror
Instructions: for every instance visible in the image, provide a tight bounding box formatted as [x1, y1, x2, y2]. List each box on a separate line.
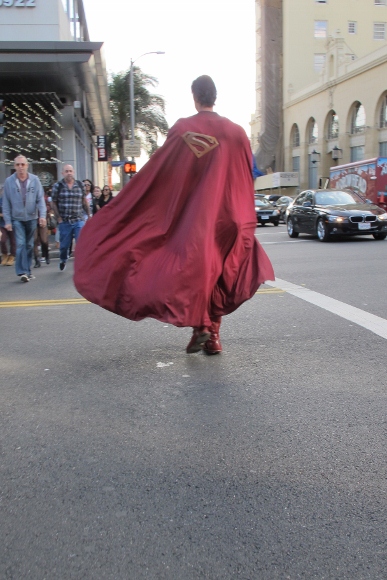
[303, 201, 312, 207]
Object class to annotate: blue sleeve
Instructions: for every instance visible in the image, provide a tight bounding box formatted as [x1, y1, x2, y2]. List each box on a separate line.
[252, 155, 264, 179]
[36, 178, 47, 218]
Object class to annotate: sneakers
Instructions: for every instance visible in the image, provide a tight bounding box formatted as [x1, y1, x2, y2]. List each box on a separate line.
[59, 262, 66, 271]
[20, 274, 29, 283]
[28, 274, 35, 280]
[34, 258, 41, 268]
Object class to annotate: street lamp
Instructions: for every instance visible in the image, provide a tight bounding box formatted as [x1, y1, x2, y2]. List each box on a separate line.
[129, 51, 165, 145]
[310, 149, 321, 164]
[331, 145, 343, 161]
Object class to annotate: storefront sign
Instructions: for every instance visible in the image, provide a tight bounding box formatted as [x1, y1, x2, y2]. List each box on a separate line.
[97, 135, 108, 162]
[0, 0, 37, 6]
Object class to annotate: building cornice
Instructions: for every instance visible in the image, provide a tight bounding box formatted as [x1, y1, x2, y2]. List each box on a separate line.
[284, 47, 387, 110]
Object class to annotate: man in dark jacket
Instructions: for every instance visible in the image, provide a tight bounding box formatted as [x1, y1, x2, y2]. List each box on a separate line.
[2, 155, 46, 282]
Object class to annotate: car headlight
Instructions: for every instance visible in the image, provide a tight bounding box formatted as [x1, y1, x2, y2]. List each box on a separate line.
[272, 210, 279, 216]
[327, 215, 345, 222]
[377, 212, 387, 220]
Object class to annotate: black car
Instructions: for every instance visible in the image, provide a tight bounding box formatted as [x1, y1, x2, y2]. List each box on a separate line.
[286, 189, 387, 242]
[264, 194, 283, 206]
[255, 198, 280, 226]
[276, 196, 294, 222]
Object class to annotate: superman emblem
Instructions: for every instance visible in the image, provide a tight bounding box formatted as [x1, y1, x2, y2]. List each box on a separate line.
[182, 131, 219, 158]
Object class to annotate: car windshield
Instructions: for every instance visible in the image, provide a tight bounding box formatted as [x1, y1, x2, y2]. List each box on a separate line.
[315, 190, 364, 205]
[255, 199, 273, 207]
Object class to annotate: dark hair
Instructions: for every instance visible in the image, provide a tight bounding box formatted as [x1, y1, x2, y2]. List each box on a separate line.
[83, 179, 94, 193]
[102, 185, 112, 195]
[191, 75, 217, 107]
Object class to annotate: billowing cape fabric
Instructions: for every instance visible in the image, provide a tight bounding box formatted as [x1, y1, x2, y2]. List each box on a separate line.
[74, 111, 275, 327]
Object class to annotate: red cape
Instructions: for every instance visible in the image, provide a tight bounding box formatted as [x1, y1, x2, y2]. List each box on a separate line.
[74, 111, 274, 327]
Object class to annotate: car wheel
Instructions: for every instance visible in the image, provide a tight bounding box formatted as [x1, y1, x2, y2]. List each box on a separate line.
[260, 222, 266, 226]
[273, 220, 279, 226]
[287, 217, 299, 238]
[373, 233, 387, 240]
[316, 218, 330, 242]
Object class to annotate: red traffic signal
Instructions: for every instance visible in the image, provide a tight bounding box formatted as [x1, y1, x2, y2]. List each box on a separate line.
[124, 161, 136, 175]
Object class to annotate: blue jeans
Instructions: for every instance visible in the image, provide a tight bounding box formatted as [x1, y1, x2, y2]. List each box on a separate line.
[59, 220, 84, 263]
[12, 219, 37, 276]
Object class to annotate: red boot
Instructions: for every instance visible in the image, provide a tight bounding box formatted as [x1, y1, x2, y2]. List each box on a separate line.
[186, 326, 211, 353]
[204, 317, 222, 355]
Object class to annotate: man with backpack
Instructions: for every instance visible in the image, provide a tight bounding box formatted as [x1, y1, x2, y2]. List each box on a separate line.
[51, 165, 90, 272]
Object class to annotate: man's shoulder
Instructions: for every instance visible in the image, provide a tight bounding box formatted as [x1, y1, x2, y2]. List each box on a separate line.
[4, 173, 16, 185]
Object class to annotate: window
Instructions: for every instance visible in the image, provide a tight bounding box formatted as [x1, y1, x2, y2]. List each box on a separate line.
[351, 104, 366, 133]
[375, 0, 386, 5]
[350, 146, 364, 162]
[314, 20, 327, 38]
[314, 53, 326, 72]
[292, 125, 300, 147]
[380, 95, 387, 127]
[374, 22, 386, 39]
[316, 0, 327, 3]
[309, 120, 318, 144]
[379, 142, 387, 156]
[328, 112, 339, 139]
[348, 21, 357, 34]
[292, 156, 300, 172]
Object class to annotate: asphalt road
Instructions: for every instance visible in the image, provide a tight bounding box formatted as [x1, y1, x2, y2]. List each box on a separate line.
[1, 225, 387, 579]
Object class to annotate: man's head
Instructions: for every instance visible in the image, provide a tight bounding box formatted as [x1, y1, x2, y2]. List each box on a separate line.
[62, 165, 75, 183]
[14, 155, 29, 180]
[191, 76, 217, 111]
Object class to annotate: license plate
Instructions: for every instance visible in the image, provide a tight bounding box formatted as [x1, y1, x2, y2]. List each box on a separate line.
[358, 222, 371, 230]
[261, 216, 269, 220]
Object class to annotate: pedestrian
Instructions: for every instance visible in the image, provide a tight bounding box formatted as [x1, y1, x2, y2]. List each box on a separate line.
[33, 190, 51, 267]
[51, 165, 90, 272]
[98, 185, 113, 209]
[0, 186, 16, 266]
[74, 75, 274, 354]
[92, 185, 102, 214]
[2, 154, 46, 282]
[82, 179, 94, 219]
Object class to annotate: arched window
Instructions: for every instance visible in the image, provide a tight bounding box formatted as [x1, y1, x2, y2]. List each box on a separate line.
[291, 124, 300, 147]
[380, 95, 387, 128]
[327, 111, 339, 139]
[308, 119, 318, 144]
[351, 103, 366, 134]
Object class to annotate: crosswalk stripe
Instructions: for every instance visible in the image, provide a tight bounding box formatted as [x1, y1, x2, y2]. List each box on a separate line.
[265, 278, 387, 340]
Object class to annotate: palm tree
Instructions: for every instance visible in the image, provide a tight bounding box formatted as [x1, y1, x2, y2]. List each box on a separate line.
[108, 66, 168, 165]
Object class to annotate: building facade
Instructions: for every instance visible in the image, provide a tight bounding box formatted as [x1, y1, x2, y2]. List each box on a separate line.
[252, 0, 387, 191]
[0, 0, 110, 189]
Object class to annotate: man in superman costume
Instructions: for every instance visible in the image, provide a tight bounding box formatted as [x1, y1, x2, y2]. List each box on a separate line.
[74, 76, 274, 354]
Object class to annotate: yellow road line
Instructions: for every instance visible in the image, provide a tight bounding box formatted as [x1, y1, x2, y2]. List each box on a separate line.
[256, 288, 285, 294]
[0, 298, 90, 308]
[0, 290, 284, 309]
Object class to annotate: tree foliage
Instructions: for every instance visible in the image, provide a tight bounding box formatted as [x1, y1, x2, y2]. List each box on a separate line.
[108, 67, 168, 161]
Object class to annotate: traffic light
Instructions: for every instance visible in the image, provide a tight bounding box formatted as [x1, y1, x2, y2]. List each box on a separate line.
[124, 160, 136, 175]
[0, 100, 6, 137]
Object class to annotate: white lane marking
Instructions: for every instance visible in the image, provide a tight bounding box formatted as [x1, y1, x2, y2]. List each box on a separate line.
[265, 278, 387, 340]
[257, 240, 309, 244]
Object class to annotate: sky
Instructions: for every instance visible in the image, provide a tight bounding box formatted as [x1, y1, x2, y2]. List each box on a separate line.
[82, 0, 257, 137]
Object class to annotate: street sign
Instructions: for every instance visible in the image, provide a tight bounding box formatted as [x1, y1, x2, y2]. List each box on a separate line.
[97, 135, 108, 161]
[124, 140, 141, 158]
[110, 160, 125, 167]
